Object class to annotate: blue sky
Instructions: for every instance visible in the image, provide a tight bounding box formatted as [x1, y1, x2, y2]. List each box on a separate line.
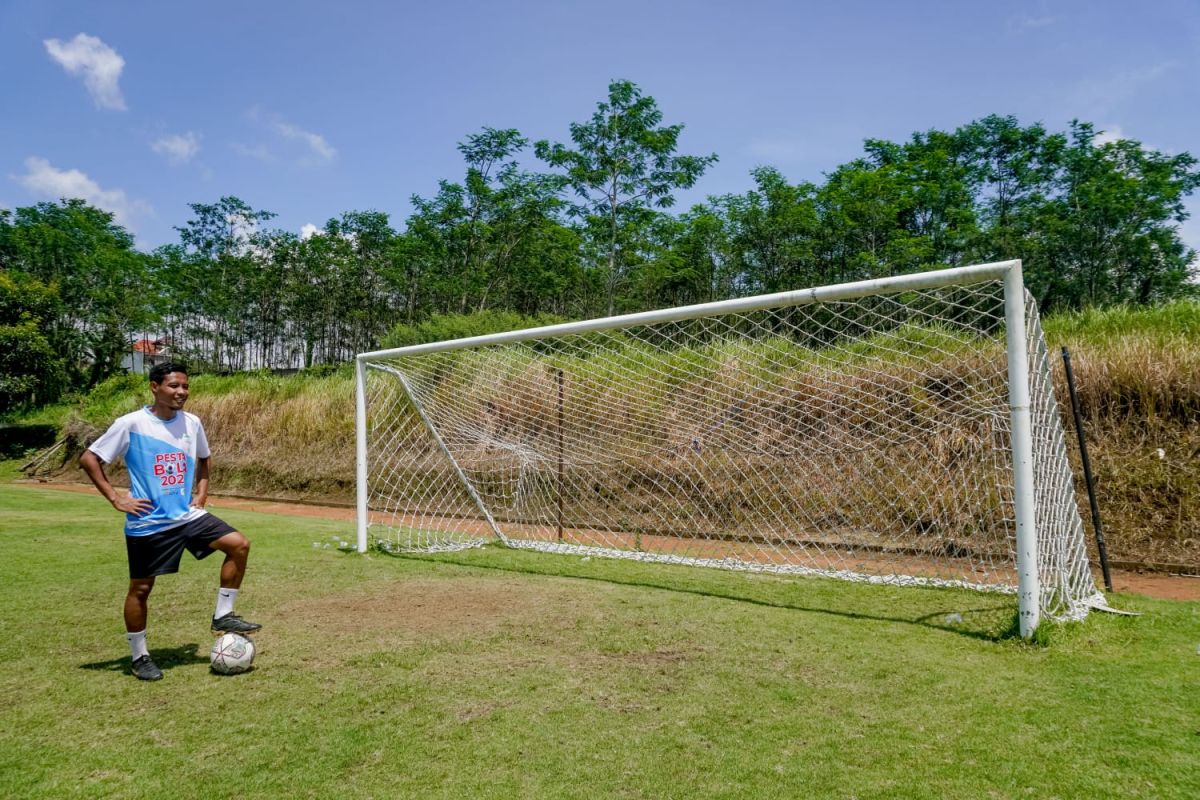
[2, 0, 1198, 253]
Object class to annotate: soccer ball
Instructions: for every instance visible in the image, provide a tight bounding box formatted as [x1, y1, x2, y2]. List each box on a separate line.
[210, 633, 256, 674]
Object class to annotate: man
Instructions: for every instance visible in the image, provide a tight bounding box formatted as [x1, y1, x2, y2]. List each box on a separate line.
[80, 362, 261, 681]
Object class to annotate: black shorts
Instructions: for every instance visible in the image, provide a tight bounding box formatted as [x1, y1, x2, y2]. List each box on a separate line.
[125, 514, 238, 580]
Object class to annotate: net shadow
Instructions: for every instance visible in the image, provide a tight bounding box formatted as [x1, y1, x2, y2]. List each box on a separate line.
[379, 549, 1021, 643]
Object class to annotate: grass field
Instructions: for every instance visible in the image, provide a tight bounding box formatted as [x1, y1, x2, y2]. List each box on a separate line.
[1, 484, 1197, 799]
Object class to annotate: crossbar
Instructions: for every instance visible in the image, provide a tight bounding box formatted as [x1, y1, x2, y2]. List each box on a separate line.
[357, 261, 1018, 362]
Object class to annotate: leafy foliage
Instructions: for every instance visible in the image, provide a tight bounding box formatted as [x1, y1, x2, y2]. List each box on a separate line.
[1, 85, 1197, 411]
[0, 201, 149, 390]
[536, 80, 719, 315]
[381, 310, 566, 350]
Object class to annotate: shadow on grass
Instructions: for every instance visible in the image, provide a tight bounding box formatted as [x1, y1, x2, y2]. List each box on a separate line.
[378, 549, 1023, 643]
[80, 643, 209, 675]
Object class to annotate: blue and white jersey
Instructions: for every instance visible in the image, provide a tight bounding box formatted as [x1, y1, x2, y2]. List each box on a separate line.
[88, 407, 211, 536]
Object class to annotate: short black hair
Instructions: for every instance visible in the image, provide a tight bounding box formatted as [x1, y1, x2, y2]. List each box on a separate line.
[149, 362, 189, 384]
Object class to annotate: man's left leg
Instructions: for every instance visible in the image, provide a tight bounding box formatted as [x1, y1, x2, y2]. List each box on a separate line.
[208, 531, 261, 634]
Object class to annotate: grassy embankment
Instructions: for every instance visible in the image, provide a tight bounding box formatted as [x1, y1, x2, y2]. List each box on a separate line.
[9, 301, 1199, 569]
[0, 484, 1197, 799]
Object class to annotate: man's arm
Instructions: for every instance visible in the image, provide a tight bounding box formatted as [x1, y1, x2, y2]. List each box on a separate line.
[192, 456, 210, 508]
[79, 450, 152, 515]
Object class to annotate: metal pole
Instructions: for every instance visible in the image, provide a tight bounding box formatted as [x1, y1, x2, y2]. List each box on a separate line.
[1004, 263, 1041, 638]
[1061, 347, 1114, 593]
[557, 368, 565, 542]
[355, 356, 369, 553]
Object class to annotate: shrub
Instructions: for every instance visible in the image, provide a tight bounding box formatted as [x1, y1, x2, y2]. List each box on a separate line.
[381, 310, 566, 349]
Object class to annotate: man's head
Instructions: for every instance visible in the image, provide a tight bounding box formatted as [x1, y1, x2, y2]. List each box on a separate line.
[148, 362, 190, 412]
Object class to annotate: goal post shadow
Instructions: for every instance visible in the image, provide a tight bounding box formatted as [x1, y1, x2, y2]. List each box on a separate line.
[356, 261, 1108, 638]
[369, 542, 1026, 644]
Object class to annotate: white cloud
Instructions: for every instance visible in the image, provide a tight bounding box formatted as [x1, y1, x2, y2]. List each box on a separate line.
[44, 33, 127, 111]
[272, 120, 337, 162]
[14, 156, 150, 229]
[151, 132, 201, 164]
[300, 223, 320, 240]
[1016, 15, 1056, 29]
[242, 107, 336, 165]
[746, 136, 808, 164]
[231, 142, 277, 163]
[1092, 125, 1125, 146]
[1071, 62, 1174, 117]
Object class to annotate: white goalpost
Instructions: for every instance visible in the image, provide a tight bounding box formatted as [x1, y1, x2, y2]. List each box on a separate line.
[355, 260, 1106, 637]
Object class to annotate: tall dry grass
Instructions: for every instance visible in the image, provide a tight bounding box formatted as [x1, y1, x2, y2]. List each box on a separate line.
[188, 373, 356, 499]
[31, 302, 1199, 568]
[1046, 304, 1200, 567]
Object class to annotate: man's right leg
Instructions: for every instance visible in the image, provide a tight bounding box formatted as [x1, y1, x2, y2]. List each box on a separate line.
[125, 577, 154, 632]
[125, 577, 162, 681]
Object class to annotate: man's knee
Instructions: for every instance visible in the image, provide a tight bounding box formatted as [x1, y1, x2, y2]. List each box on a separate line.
[127, 578, 154, 600]
[213, 531, 250, 557]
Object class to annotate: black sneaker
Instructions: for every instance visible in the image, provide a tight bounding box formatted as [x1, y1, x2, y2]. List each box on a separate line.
[211, 613, 262, 634]
[131, 655, 163, 681]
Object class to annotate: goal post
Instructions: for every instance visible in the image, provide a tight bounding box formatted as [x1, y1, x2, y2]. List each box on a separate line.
[356, 260, 1106, 636]
[1002, 264, 1041, 637]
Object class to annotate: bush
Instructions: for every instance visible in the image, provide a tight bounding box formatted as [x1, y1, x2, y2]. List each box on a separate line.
[381, 310, 566, 350]
[0, 423, 58, 458]
[0, 322, 64, 413]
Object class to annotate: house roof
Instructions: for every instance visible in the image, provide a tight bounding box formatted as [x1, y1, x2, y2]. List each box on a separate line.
[132, 338, 167, 354]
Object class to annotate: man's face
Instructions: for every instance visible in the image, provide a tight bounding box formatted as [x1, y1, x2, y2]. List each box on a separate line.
[150, 372, 189, 410]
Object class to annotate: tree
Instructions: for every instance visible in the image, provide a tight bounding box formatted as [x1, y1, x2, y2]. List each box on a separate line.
[955, 117, 1199, 310]
[1043, 122, 1199, 307]
[0, 270, 65, 410]
[402, 128, 583, 319]
[715, 167, 822, 293]
[324, 210, 397, 357]
[863, 130, 979, 270]
[171, 196, 277, 369]
[536, 80, 718, 315]
[0, 200, 149, 385]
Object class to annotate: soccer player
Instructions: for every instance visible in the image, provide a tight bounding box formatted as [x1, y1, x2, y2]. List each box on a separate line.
[80, 363, 261, 681]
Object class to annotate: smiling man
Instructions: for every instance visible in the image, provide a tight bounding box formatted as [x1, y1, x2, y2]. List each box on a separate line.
[79, 362, 260, 681]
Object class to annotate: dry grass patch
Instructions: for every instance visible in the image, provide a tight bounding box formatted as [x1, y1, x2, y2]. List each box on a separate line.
[276, 576, 582, 642]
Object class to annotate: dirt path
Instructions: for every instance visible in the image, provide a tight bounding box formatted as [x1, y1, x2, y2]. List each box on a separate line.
[20, 480, 1199, 601]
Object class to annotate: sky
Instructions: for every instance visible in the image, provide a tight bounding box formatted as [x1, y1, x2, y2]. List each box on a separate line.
[2, 0, 1199, 254]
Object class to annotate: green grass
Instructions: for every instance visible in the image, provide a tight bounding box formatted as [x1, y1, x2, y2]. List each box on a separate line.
[1, 485, 1197, 799]
[1042, 299, 1200, 347]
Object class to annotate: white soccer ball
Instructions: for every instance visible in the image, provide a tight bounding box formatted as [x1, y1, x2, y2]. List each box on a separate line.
[210, 633, 256, 675]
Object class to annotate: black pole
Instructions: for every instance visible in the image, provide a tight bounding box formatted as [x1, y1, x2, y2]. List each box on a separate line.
[1061, 346, 1114, 593]
[557, 368, 564, 542]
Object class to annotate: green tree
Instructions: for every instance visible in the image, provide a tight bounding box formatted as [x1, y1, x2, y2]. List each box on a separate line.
[1041, 122, 1199, 307]
[816, 158, 913, 282]
[955, 117, 1199, 310]
[0, 200, 149, 385]
[402, 128, 583, 319]
[0, 270, 66, 410]
[171, 196, 277, 369]
[862, 130, 979, 270]
[324, 210, 397, 357]
[716, 167, 822, 293]
[535, 80, 718, 315]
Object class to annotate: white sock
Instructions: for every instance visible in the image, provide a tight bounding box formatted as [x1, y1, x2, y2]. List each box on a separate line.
[127, 630, 148, 661]
[215, 588, 238, 618]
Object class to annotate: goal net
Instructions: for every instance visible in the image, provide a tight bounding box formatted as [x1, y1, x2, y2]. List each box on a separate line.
[356, 261, 1106, 632]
